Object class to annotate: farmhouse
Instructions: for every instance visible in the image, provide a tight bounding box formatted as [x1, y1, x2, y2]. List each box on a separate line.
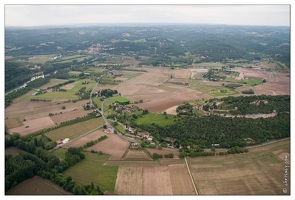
[56, 139, 63, 145]
[211, 144, 220, 147]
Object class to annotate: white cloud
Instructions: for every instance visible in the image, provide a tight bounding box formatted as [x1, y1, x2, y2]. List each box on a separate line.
[4, 4, 290, 27]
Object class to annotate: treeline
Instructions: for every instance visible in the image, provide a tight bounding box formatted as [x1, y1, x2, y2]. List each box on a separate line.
[100, 89, 118, 98]
[5, 87, 32, 107]
[137, 112, 289, 148]
[152, 153, 174, 159]
[5, 61, 31, 91]
[82, 135, 107, 149]
[26, 77, 50, 88]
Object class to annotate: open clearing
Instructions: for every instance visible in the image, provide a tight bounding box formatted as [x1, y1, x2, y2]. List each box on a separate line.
[64, 153, 118, 193]
[50, 109, 92, 123]
[164, 105, 178, 115]
[122, 149, 152, 161]
[45, 117, 105, 141]
[63, 130, 107, 148]
[6, 176, 71, 195]
[7, 117, 55, 136]
[86, 133, 129, 160]
[5, 147, 26, 157]
[189, 139, 290, 195]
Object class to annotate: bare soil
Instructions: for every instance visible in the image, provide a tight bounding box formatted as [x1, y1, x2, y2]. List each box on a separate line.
[7, 117, 55, 136]
[86, 133, 129, 160]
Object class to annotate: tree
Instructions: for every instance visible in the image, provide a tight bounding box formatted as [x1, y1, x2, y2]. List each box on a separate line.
[263, 79, 267, 83]
[179, 152, 186, 159]
[62, 106, 66, 110]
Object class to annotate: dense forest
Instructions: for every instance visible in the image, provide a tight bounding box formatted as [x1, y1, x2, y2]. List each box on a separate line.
[136, 95, 290, 148]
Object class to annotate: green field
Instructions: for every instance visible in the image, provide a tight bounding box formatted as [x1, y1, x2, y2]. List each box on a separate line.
[52, 148, 67, 160]
[54, 55, 93, 63]
[135, 113, 175, 126]
[238, 78, 263, 86]
[115, 124, 127, 134]
[45, 118, 105, 141]
[28, 54, 56, 64]
[188, 79, 201, 86]
[69, 79, 97, 93]
[92, 97, 103, 109]
[64, 152, 118, 192]
[191, 85, 238, 97]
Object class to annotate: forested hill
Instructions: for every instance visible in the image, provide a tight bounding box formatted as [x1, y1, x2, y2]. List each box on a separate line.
[137, 95, 290, 149]
[5, 61, 31, 91]
[5, 25, 290, 67]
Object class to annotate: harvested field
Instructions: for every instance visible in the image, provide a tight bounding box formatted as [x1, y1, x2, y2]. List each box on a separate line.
[6, 176, 71, 195]
[6, 100, 89, 120]
[50, 109, 92, 123]
[86, 134, 129, 160]
[127, 87, 211, 113]
[115, 77, 129, 81]
[122, 149, 152, 161]
[169, 164, 196, 195]
[115, 166, 143, 194]
[168, 78, 189, 84]
[164, 105, 178, 115]
[188, 139, 290, 195]
[174, 69, 191, 79]
[5, 101, 51, 112]
[147, 148, 180, 157]
[143, 166, 173, 195]
[38, 79, 68, 89]
[157, 158, 185, 165]
[7, 117, 55, 136]
[273, 149, 290, 164]
[61, 81, 77, 90]
[45, 118, 105, 141]
[63, 130, 107, 148]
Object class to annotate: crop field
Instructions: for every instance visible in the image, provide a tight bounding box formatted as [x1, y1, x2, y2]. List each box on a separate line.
[188, 139, 290, 195]
[63, 130, 107, 148]
[7, 117, 55, 136]
[169, 164, 196, 195]
[45, 117, 105, 141]
[86, 133, 129, 160]
[5, 176, 71, 195]
[157, 158, 185, 165]
[122, 149, 152, 161]
[64, 153, 118, 193]
[27, 54, 56, 64]
[6, 100, 89, 121]
[136, 113, 175, 126]
[61, 81, 77, 90]
[115, 166, 143, 194]
[50, 109, 92, 123]
[69, 71, 82, 74]
[168, 78, 189, 84]
[173, 69, 191, 79]
[38, 79, 68, 89]
[122, 56, 140, 65]
[5, 147, 26, 157]
[147, 148, 180, 157]
[5, 117, 23, 129]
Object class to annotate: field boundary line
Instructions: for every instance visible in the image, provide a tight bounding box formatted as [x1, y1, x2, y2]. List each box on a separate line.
[185, 157, 198, 195]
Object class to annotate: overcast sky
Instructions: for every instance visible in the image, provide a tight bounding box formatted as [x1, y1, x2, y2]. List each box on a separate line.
[4, 4, 290, 27]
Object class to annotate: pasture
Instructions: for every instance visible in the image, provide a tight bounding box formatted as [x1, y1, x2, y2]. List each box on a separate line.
[191, 84, 238, 97]
[189, 139, 290, 195]
[86, 133, 130, 160]
[6, 176, 71, 195]
[64, 152, 118, 193]
[135, 113, 175, 126]
[45, 117, 105, 141]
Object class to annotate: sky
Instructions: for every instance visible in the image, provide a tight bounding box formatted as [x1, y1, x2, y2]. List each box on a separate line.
[4, 4, 291, 27]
